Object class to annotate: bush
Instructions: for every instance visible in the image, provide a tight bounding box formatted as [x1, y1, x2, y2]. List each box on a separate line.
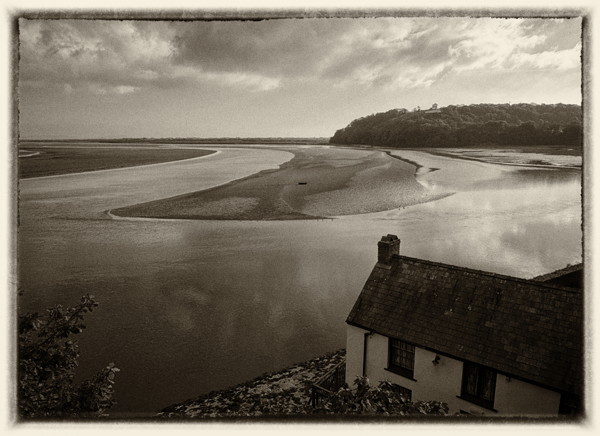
[316, 376, 449, 416]
[18, 294, 119, 418]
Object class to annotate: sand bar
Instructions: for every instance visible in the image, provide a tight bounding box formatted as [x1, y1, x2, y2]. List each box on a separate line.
[19, 146, 294, 220]
[112, 146, 448, 220]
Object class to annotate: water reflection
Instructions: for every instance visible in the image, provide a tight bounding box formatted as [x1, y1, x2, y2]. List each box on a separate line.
[470, 168, 581, 191]
[17, 147, 582, 415]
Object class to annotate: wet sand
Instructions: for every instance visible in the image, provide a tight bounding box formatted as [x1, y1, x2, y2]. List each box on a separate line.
[20, 146, 293, 220]
[18, 143, 216, 178]
[428, 146, 581, 169]
[112, 147, 448, 220]
[18, 144, 581, 413]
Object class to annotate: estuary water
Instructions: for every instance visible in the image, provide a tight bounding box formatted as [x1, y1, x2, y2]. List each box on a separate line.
[17, 144, 582, 416]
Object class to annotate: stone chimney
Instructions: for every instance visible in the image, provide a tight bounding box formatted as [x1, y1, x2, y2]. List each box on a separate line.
[378, 234, 400, 264]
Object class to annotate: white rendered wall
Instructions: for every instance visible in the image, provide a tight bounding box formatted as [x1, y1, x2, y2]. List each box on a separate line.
[345, 324, 367, 386]
[345, 327, 561, 416]
[494, 373, 561, 416]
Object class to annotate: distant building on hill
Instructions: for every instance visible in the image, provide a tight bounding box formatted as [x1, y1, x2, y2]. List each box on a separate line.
[424, 103, 441, 114]
[345, 235, 583, 417]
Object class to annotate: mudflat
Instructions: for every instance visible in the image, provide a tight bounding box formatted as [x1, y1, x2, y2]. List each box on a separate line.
[112, 147, 445, 220]
[18, 143, 216, 178]
[427, 145, 582, 169]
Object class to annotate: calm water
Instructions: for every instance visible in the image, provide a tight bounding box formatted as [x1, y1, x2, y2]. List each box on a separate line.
[17, 145, 582, 416]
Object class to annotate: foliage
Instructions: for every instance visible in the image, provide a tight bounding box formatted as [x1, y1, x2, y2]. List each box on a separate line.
[315, 376, 449, 416]
[160, 351, 448, 419]
[330, 103, 582, 148]
[160, 350, 347, 418]
[18, 294, 119, 419]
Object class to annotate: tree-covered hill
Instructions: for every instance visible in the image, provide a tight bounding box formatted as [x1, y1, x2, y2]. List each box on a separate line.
[330, 103, 582, 148]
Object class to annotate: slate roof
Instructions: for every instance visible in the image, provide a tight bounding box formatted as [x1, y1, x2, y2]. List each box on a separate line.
[533, 263, 583, 289]
[346, 255, 583, 395]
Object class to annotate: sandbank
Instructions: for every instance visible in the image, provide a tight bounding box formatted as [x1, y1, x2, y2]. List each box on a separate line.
[111, 147, 442, 220]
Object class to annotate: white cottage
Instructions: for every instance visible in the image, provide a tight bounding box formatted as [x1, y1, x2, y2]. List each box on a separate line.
[345, 235, 583, 416]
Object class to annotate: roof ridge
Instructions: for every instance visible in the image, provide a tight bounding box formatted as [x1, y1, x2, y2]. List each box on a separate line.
[394, 255, 582, 293]
[532, 263, 583, 281]
[351, 254, 583, 393]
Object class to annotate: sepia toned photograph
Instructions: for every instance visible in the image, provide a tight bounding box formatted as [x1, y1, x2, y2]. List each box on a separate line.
[10, 4, 588, 426]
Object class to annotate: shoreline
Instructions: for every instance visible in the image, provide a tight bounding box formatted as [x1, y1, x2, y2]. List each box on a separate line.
[385, 150, 441, 176]
[158, 349, 345, 418]
[109, 144, 581, 222]
[109, 149, 325, 221]
[426, 149, 581, 170]
[110, 147, 432, 221]
[19, 147, 219, 180]
[18, 143, 582, 415]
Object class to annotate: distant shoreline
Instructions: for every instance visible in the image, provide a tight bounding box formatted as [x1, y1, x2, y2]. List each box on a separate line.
[18, 137, 331, 146]
[19, 138, 584, 151]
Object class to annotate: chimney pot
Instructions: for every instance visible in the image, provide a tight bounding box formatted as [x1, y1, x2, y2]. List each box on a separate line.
[378, 234, 400, 264]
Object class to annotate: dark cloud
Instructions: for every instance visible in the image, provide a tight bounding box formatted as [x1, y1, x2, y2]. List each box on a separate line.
[169, 19, 351, 76]
[19, 20, 177, 93]
[519, 18, 582, 52]
[19, 17, 582, 96]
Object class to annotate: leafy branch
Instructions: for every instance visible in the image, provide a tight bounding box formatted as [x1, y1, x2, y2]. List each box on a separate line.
[18, 294, 119, 418]
[314, 376, 449, 416]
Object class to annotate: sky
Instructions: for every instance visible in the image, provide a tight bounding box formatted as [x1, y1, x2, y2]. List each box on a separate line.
[17, 16, 582, 139]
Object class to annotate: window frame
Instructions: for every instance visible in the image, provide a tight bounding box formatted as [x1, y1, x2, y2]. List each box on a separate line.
[387, 338, 416, 379]
[460, 361, 497, 410]
[559, 392, 581, 415]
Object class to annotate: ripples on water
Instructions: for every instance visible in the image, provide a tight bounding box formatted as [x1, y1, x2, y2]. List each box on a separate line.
[17, 145, 582, 415]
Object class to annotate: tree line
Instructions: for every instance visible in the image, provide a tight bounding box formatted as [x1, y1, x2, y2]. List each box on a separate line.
[330, 103, 582, 148]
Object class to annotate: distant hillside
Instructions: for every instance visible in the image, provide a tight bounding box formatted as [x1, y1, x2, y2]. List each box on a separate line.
[330, 103, 582, 148]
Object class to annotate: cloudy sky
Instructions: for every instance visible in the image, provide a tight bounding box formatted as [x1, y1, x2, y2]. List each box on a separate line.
[18, 16, 582, 139]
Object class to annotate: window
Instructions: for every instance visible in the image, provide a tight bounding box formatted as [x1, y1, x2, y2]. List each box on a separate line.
[388, 338, 415, 378]
[559, 393, 581, 416]
[461, 362, 496, 409]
